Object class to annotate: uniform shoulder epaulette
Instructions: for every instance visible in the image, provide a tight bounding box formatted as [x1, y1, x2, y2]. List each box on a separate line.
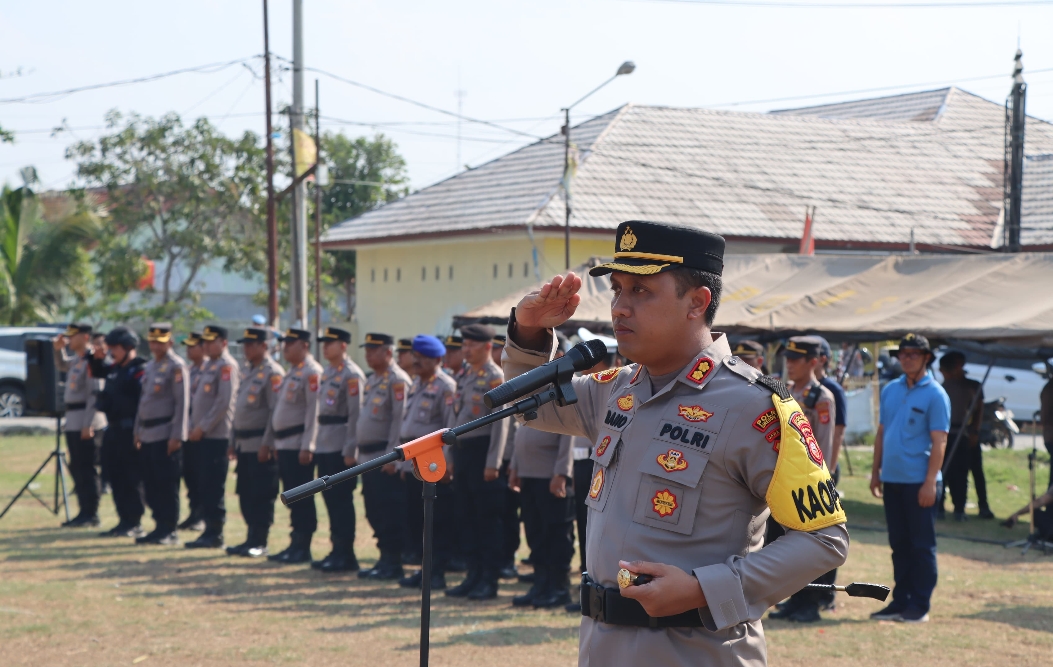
[756, 375, 792, 400]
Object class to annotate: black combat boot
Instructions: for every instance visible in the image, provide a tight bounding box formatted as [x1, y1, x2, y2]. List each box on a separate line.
[467, 571, 499, 601]
[137, 524, 179, 546]
[184, 521, 224, 549]
[513, 568, 548, 607]
[533, 569, 571, 608]
[445, 569, 482, 597]
[267, 532, 312, 563]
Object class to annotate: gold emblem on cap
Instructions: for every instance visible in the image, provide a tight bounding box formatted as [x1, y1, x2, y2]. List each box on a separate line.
[619, 226, 638, 252]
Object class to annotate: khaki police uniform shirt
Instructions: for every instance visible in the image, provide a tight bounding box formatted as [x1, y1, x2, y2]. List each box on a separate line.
[134, 349, 190, 444]
[398, 372, 456, 471]
[504, 330, 849, 667]
[189, 360, 207, 400]
[55, 347, 106, 432]
[356, 361, 411, 462]
[190, 349, 239, 440]
[790, 382, 837, 464]
[450, 358, 510, 469]
[263, 354, 324, 452]
[232, 355, 284, 453]
[510, 423, 574, 479]
[316, 357, 367, 457]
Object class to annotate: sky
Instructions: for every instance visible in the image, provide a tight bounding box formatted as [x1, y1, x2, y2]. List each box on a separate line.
[2, 0, 1053, 196]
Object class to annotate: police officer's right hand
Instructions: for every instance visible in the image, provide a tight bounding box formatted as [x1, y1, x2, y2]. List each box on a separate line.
[53, 335, 66, 351]
[344, 456, 357, 468]
[513, 272, 583, 341]
[258, 445, 273, 463]
[299, 450, 313, 466]
[507, 468, 521, 492]
[227, 445, 236, 461]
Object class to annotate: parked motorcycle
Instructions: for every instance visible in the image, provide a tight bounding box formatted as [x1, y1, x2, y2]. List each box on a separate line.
[980, 396, 1020, 448]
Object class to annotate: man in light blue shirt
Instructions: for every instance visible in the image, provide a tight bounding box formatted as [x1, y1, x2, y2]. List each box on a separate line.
[869, 333, 950, 624]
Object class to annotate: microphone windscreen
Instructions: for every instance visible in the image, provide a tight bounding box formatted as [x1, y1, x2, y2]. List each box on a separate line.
[583, 338, 609, 365]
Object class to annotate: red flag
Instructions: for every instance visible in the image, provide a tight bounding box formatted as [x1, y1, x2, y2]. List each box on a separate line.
[136, 259, 156, 290]
[799, 206, 815, 256]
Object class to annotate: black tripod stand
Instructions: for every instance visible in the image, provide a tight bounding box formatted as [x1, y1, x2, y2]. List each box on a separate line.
[1005, 411, 1053, 555]
[0, 412, 71, 523]
[281, 385, 572, 667]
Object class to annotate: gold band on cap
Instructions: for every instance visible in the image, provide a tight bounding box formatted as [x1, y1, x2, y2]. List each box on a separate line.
[242, 330, 258, 340]
[785, 342, 809, 354]
[596, 261, 669, 275]
[613, 251, 684, 263]
[148, 331, 173, 343]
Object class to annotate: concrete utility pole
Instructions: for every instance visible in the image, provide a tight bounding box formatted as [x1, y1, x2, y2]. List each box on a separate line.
[1004, 49, 1027, 253]
[263, 0, 278, 328]
[290, 0, 308, 326]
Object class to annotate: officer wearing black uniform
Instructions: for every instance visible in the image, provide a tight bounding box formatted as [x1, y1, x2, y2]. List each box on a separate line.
[179, 332, 208, 531]
[90, 327, 149, 538]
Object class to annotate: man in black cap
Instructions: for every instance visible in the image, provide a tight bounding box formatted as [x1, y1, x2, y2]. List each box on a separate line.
[53, 323, 107, 527]
[313, 326, 367, 572]
[356, 333, 412, 579]
[178, 332, 208, 531]
[938, 351, 991, 521]
[227, 327, 285, 558]
[90, 327, 149, 538]
[445, 323, 510, 600]
[731, 340, 767, 375]
[870, 333, 949, 623]
[443, 336, 465, 379]
[185, 325, 239, 549]
[396, 338, 415, 376]
[132, 323, 190, 545]
[503, 220, 848, 665]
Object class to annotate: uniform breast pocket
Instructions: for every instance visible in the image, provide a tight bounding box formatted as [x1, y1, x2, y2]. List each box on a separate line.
[369, 395, 389, 419]
[286, 380, 304, 403]
[905, 406, 928, 435]
[631, 441, 709, 535]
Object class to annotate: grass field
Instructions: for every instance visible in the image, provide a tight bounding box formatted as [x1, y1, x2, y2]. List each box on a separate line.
[2, 434, 1052, 666]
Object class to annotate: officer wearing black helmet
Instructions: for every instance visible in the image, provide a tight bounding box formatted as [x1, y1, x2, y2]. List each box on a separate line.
[90, 326, 150, 538]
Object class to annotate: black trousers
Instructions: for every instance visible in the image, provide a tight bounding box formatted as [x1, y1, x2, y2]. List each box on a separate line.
[362, 464, 405, 559]
[404, 475, 454, 568]
[453, 437, 506, 578]
[942, 431, 990, 513]
[65, 430, 101, 518]
[1045, 439, 1053, 489]
[571, 458, 592, 570]
[140, 440, 182, 530]
[500, 461, 521, 565]
[235, 452, 279, 531]
[193, 439, 229, 528]
[100, 427, 144, 527]
[316, 452, 357, 552]
[182, 440, 201, 519]
[519, 477, 575, 575]
[277, 449, 316, 535]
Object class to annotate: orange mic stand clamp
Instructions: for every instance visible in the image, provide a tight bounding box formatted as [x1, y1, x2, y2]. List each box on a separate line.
[397, 430, 449, 483]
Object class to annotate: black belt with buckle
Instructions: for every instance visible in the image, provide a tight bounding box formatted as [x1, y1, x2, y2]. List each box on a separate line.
[274, 424, 305, 439]
[234, 428, 266, 439]
[581, 573, 704, 628]
[141, 416, 173, 428]
[358, 442, 387, 454]
[65, 401, 87, 411]
[318, 415, 349, 425]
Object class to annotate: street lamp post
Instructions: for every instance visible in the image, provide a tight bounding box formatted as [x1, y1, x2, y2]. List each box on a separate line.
[562, 61, 635, 270]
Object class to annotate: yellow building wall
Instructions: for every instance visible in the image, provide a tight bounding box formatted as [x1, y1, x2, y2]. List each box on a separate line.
[349, 230, 609, 364]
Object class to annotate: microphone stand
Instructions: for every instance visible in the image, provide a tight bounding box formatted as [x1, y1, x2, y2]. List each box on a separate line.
[280, 381, 576, 667]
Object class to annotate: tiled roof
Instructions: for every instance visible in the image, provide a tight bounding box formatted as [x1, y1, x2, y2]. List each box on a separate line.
[1022, 154, 1053, 246]
[324, 87, 1053, 250]
[771, 88, 952, 122]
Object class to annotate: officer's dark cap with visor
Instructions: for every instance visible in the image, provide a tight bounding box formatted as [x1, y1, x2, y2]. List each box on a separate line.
[319, 327, 352, 344]
[461, 323, 496, 342]
[147, 322, 174, 343]
[396, 338, 413, 352]
[732, 340, 764, 358]
[589, 220, 725, 277]
[360, 332, 394, 347]
[444, 335, 463, 350]
[201, 325, 228, 341]
[64, 323, 93, 337]
[238, 327, 273, 344]
[781, 336, 824, 360]
[183, 332, 203, 346]
[283, 328, 312, 343]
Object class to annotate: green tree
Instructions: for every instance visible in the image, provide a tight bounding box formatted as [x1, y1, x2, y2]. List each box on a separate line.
[68, 110, 267, 324]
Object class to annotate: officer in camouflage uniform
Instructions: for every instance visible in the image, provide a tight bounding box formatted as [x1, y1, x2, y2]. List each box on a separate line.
[503, 221, 848, 667]
[133, 323, 190, 545]
[262, 328, 323, 564]
[226, 327, 284, 558]
[312, 326, 367, 573]
[445, 323, 510, 601]
[356, 333, 412, 580]
[178, 331, 208, 531]
[186, 325, 239, 548]
[53, 323, 107, 527]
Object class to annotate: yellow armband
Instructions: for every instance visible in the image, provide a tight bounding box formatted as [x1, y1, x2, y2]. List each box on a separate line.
[765, 393, 846, 531]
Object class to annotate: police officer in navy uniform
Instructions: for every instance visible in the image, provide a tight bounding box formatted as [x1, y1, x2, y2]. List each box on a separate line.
[179, 332, 208, 531]
[90, 327, 149, 538]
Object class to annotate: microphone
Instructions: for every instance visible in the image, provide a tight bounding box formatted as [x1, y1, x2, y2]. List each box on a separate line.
[484, 339, 608, 409]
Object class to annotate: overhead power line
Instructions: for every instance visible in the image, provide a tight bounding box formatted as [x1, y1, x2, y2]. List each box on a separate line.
[641, 0, 1053, 8]
[0, 57, 258, 104]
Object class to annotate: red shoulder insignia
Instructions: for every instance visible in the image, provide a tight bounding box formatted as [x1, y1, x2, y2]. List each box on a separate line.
[753, 409, 778, 432]
[221, 366, 232, 382]
[685, 357, 715, 385]
[270, 375, 282, 392]
[393, 382, 405, 401]
[348, 378, 360, 396]
[308, 374, 319, 393]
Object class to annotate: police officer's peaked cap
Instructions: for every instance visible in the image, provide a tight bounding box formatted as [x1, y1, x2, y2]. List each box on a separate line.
[105, 326, 139, 349]
[201, 324, 228, 341]
[147, 322, 173, 343]
[360, 332, 394, 347]
[890, 332, 933, 357]
[731, 340, 764, 358]
[396, 338, 413, 352]
[460, 323, 496, 342]
[781, 336, 823, 359]
[589, 220, 725, 277]
[492, 334, 506, 348]
[284, 328, 312, 342]
[238, 327, 272, 343]
[183, 332, 203, 346]
[444, 335, 463, 350]
[64, 323, 92, 337]
[814, 336, 833, 359]
[413, 335, 446, 359]
[319, 327, 352, 344]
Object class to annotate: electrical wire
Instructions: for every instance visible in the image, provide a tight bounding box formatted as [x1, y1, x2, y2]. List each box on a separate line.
[638, 0, 1053, 8]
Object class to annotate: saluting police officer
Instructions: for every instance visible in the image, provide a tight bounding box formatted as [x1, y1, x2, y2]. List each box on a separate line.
[185, 325, 239, 548]
[312, 326, 367, 573]
[356, 333, 412, 580]
[445, 323, 510, 601]
[262, 328, 323, 564]
[53, 323, 107, 528]
[90, 327, 149, 538]
[133, 323, 190, 545]
[178, 332, 208, 531]
[503, 221, 848, 666]
[226, 327, 284, 558]
[398, 335, 456, 590]
[767, 336, 838, 623]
